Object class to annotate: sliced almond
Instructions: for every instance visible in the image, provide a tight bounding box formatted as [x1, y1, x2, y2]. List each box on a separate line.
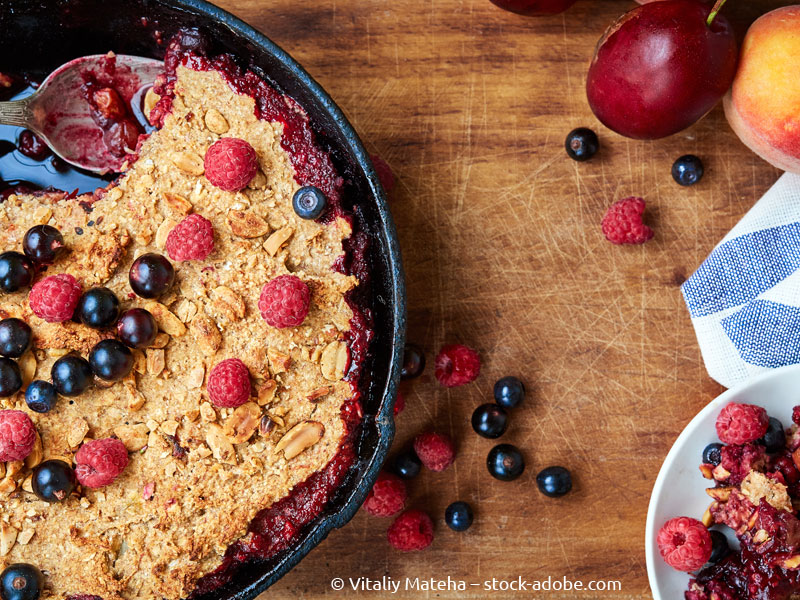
[145, 301, 187, 337]
[267, 347, 291, 374]
[275, 421, 325, 460]
[132, 349, 147, 374]
[0, 522, 17, 556]
[114, 423, 150, 452]
[263, 227, 293, 256]
[171, 151, 205, 176]
[0, 476, 15, 494]
[68, 418, 90, 448]
[712, 464, 730, 482]
[155, 218, 178, 249]
[24, 432, 42, 469]
[146, 348, 166, 376]
[18, 352, 36, 387]
[753, 529, 770, 544]
[206, 423, 236, 465]
[163, 192, 192, 216]
[223, 402, 261, 444]
[701, 504, 714, 528]
[144, 88, 160, 123]
[212, 286, 246, 322]
[320, 341, 350, 381]
[191, 313, 221, 356]
[698, 464, 713, 479]
[175, 298, 198, 324]
[228, 210, 270, 238]
[204, 108, 229, 134]
[21, 473, 33, 493]
[160, 420, 179, 437]
[307, 385, 334, 402]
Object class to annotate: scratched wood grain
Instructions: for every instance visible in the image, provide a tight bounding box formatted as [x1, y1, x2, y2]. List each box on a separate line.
[208, 0, 792, 597]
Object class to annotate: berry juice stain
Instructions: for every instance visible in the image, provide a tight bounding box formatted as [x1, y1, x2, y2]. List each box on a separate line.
[0, 85, 114, 198]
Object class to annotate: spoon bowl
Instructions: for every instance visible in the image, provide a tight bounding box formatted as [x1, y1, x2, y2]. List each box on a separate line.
[0, 53, 162, 173]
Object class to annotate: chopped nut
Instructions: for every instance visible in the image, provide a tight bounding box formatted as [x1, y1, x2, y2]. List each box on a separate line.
[307, 385, 334, 402]
[320, 340, 350, 381]
[699, 464, 714, 479]
[143, 88, 160, 123]
[267, 347, 291, 374]
[195, 445, 213, 459]
[32, 206, 52, 224]
[702, 504, 714, 528]
[705, 487, 733, 502]
[21, 474, 33, 493]
[204, 108, 229, 134]
[145, 301, 186, 337]
[712, 464, 731, 482]
[146, 349, 166, 376]
[105, 186, 124, 202]
[170, 151, 205, 176]
[160, 420, 179, 437]
[114, 423, 149, 452]
[782, 555, 800, 570]
[256, 379, 277, 406]
[17, 528, 34, 546]
[753, 529, 770, 544]
[200, 402, 217, 422]
[132, 349, 147, 374]
[0, 522, 17, 556]
[175, 298, 198, 324]
[155, 218, 178, 249]
[126, 383, 147, 411]
[187, 364, 205, 389]
[263, 227, 293, 256]
[247, 170, 267, 189]
[227, 210, 270, 238]
[0, 476, 15, 494]
[275, 420, 325, 460]
[150, 333, 170, 349]
[163, 192, 192, 215]
[191, 313, 221, 356]
[24, 432, 42, 469]
[206, 423, 236, 465]
[68, 418, 90, 448]
[212, 286, 246, 322]
[18, 352, 36, 387]
[223, 402, 261, 444]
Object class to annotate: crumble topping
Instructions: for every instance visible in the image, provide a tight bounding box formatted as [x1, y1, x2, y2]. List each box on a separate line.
[0, 65, 358, 600]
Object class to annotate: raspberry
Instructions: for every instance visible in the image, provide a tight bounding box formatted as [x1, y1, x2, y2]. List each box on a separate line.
[165, 214, 215, 262]
[258, 275, 310, 329]
[434, 344, 480, 387]
[387, 509, 434, 552]
[656, 516, 712, 572]
[29, 273, 81, 322]
[204, 137, 259, 191]
[793, 406, 800, 427]
[371, 154, 395, 193]
[413, 431, 455, 472]
[207, 358, 251, 408]
[75, 438, 129, 488]
[363, 471, 407, 517]
[394, 391, 405, 416]
[0, 410, 36, 462]
[716, 402, 769, 445]
[601, 197, 654, 245]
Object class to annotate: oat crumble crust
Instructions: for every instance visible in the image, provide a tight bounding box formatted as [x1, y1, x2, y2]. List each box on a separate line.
[0, 65, 358, 600]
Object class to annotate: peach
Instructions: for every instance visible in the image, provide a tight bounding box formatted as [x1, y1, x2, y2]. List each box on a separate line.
[724, 6, 800, 173]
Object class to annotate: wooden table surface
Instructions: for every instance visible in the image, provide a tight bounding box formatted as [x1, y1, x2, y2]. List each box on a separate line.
[208, 0, 791, 597]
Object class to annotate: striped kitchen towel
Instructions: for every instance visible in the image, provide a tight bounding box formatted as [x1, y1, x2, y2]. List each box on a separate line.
[682, 172, 800, 388]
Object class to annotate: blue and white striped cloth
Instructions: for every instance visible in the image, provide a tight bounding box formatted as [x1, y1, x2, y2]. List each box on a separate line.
[683, 173, 800, 388]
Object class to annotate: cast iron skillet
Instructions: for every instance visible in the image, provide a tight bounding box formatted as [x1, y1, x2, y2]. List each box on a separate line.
[0, 1, 405, 598]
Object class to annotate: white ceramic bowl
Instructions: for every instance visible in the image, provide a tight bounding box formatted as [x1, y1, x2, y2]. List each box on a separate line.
[645, 363, 800, 599]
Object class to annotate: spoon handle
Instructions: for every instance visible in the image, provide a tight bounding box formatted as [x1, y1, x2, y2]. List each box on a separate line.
[0, 99, 33, 128]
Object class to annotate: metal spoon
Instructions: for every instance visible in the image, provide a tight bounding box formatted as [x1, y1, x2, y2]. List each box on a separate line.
[0, 54, 162, 174]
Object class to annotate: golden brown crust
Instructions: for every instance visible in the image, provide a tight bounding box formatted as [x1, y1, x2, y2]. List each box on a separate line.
[0, 66, 357, 600]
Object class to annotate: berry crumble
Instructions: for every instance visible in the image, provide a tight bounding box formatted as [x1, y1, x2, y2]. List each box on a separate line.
[657, 402, 800, 600]
[0, 32, 370, 600]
